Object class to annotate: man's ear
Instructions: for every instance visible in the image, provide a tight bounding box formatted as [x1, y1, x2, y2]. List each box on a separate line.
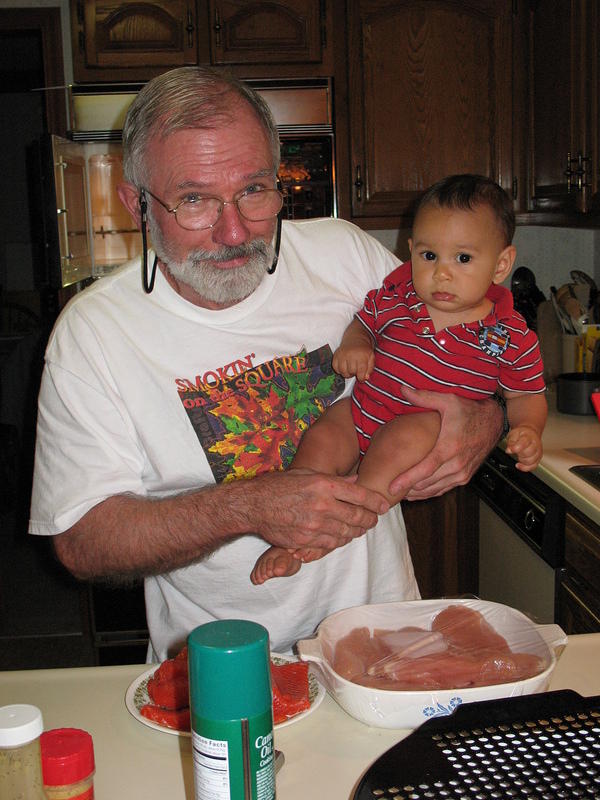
[117, 182, 142, 231]
[492, 244, 517, 285]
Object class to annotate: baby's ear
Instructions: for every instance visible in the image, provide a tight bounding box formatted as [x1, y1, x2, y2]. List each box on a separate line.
[407, 238, 413, 255]
[493, 244, 516, 284]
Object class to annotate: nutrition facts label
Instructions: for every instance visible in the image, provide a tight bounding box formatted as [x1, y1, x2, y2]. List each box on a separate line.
[192, 732, 230, 800]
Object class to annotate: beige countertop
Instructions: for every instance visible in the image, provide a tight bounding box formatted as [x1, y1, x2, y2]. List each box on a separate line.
[515, 384, 600, 524]
[1, 634, 599, 799]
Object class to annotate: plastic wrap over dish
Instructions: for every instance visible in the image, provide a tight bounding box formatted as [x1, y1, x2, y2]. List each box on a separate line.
[296, 598, 567, 729]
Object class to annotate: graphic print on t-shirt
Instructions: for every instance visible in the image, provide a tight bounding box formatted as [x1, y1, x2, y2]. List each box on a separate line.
[177, 344, 344, 484]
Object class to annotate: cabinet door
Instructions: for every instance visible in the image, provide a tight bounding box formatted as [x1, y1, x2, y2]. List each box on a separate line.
[208, 1, 324, 65]
[527, 0, 599, 215]
[71, 0, 200, 82]
[347, 0, 513, 222]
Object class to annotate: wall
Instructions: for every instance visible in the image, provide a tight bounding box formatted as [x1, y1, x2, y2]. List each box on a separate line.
[369, 226, 600, 300]
[0, 0, 73, 84]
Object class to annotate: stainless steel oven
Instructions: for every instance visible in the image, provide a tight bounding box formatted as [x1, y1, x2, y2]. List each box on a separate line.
[470, 448, 565, 623]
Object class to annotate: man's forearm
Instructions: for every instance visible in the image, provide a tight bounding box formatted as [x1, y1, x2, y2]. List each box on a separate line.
[52, 469, 389, 582]
[53, 483, 245, 581]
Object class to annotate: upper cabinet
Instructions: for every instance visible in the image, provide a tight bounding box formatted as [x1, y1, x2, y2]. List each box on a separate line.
[522, 0, 599, 220]
[71, 1, 204, 82]
[208, 1, 325, 66]
[342, 0, 514, 225]
[70, 1, 332, 82]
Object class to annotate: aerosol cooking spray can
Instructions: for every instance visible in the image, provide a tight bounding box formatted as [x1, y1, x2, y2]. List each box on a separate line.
[188, 619, 275, 800]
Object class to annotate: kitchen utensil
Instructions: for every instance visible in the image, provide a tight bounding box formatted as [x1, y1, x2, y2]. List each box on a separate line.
[352, 689, 600, 800]
[551, 287, 577, 333]
[296, 599, 566, 729]
[556, 372, 600, 415]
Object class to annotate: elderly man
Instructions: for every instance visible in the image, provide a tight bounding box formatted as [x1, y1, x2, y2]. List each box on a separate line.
[29, 67, 503, 659]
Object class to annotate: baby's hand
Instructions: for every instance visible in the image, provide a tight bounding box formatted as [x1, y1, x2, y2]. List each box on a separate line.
[333, 345, 375, 382]
[505, 425, 543, 472]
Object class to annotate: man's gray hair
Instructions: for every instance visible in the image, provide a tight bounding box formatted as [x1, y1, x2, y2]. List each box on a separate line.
[122, 66, 280, 186]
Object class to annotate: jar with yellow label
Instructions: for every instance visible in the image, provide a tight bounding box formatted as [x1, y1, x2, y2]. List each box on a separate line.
[41, 728, 95, 800]
[0, 704, 48, 800]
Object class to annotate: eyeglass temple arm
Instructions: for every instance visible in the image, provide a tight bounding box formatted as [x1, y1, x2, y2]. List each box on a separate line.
[139, 189, 158, 294]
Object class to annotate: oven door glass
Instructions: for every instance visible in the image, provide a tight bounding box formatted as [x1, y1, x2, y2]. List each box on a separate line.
[279, 135, 335, 219]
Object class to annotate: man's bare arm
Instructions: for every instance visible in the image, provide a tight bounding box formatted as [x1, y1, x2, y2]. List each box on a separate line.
[388, 389, 503, 500]
[53, 469, 389, 581]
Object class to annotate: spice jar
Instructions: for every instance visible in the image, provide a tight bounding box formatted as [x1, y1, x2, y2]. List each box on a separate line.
[41, 728, 95, 800]
[0, 703, 48, 800]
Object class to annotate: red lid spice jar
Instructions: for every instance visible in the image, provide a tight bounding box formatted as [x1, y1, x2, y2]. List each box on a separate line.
[40, 728, 95, 800]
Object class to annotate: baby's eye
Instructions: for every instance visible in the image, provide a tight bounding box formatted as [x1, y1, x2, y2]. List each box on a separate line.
[421, 251, 436, 262]
[457, 253, 472, 264]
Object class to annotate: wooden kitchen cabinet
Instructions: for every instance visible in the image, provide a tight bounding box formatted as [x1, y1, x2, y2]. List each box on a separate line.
[207, 1, 326, 66]
[71, 0, 332, 82]
[342, 0, 514, 226]
[522, 0, 599, 220]
[70, 0, 208, 83]
[402, 486, 478, 600]
[557, 506, 600, 634]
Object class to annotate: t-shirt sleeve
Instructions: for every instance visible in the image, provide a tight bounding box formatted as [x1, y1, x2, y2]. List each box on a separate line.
[29, 339, 147, 536]
[498, 328, 546, 394]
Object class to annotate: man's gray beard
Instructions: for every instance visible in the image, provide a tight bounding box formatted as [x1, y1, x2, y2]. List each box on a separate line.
[149, 218, 275, 305]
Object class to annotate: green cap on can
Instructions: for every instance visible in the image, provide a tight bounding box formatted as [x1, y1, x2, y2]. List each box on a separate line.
[188, 620, 272, 720]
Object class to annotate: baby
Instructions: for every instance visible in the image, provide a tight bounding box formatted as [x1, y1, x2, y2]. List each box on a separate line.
[251, 174, 547, 585]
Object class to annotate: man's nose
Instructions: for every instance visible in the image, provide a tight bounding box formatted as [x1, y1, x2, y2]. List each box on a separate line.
[211, 201, 251, 246]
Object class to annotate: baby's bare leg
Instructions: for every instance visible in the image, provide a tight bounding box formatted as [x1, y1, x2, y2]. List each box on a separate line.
[357, 411, 441, 505]
[292, 397, 359, 474]
[251, 400, 359, 584]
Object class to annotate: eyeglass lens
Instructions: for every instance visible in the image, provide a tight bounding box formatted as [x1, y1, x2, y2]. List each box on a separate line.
[176, 190, 283, 229]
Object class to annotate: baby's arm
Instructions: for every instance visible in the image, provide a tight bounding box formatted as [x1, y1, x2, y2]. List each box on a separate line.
[504, 390, 548, 471]
[333, 318, 375, 382]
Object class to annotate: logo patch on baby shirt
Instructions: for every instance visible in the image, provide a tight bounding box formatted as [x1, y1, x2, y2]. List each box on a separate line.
[478, 323, 510, 357]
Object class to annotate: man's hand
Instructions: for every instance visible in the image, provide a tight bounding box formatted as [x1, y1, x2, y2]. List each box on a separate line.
[241, 468, 389, 551]
[388, 388, 502, 500]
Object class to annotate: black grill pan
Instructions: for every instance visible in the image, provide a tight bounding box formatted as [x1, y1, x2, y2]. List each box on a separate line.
[353, 690, 600, 799]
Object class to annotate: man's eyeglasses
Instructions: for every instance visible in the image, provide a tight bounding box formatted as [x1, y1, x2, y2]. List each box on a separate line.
[141, 186, 284, 231]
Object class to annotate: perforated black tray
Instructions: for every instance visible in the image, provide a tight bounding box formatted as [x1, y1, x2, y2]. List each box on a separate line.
[353, 690, 600, 800]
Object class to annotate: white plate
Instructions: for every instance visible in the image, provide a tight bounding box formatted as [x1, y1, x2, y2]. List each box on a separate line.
[125, 653, 325, 736]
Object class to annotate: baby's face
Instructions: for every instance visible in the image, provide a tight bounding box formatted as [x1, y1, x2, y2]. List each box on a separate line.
[408, 203, 514, 321]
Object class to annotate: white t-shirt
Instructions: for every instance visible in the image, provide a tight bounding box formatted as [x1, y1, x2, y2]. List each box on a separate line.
[29, 218, 419, 658]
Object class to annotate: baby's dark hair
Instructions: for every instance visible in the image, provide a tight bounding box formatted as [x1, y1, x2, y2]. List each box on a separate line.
[415, 174, 515, 246]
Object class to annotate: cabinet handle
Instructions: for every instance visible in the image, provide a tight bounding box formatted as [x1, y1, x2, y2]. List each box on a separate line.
[565, 150, 591, 193]
[354, 165, 363, 201]
[214, 8, 222, 47]
[186, 8, 195, 48]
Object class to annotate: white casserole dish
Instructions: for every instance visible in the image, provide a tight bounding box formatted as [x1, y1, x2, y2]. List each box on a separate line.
[296, 598, 567, 729]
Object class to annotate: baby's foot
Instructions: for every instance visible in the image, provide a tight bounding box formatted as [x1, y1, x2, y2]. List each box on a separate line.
[250, 546, 302, 585]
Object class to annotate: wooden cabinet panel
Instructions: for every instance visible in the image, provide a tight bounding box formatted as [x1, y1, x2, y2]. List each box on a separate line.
[208, 1, 324, 65]
[71, 0, 204, 82]
[402, 486, 478, 600]
[557, 507, 600, 634]
[346, 0, 513, 223]
[525, 0, 599, 217]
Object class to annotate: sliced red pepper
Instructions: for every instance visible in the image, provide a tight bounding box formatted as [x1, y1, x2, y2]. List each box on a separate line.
[147, 674, 189, 710]
[140, 703, 191, 732]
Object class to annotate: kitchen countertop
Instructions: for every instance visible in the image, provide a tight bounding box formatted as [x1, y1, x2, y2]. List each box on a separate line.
[518, 384, 600, 524]
[1, 634, 599, 799]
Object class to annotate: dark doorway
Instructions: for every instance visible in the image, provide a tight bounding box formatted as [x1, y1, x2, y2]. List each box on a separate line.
[0, 8, 93, 670]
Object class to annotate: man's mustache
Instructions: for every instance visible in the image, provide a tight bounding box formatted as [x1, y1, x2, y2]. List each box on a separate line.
[191, 240, 270, 264]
